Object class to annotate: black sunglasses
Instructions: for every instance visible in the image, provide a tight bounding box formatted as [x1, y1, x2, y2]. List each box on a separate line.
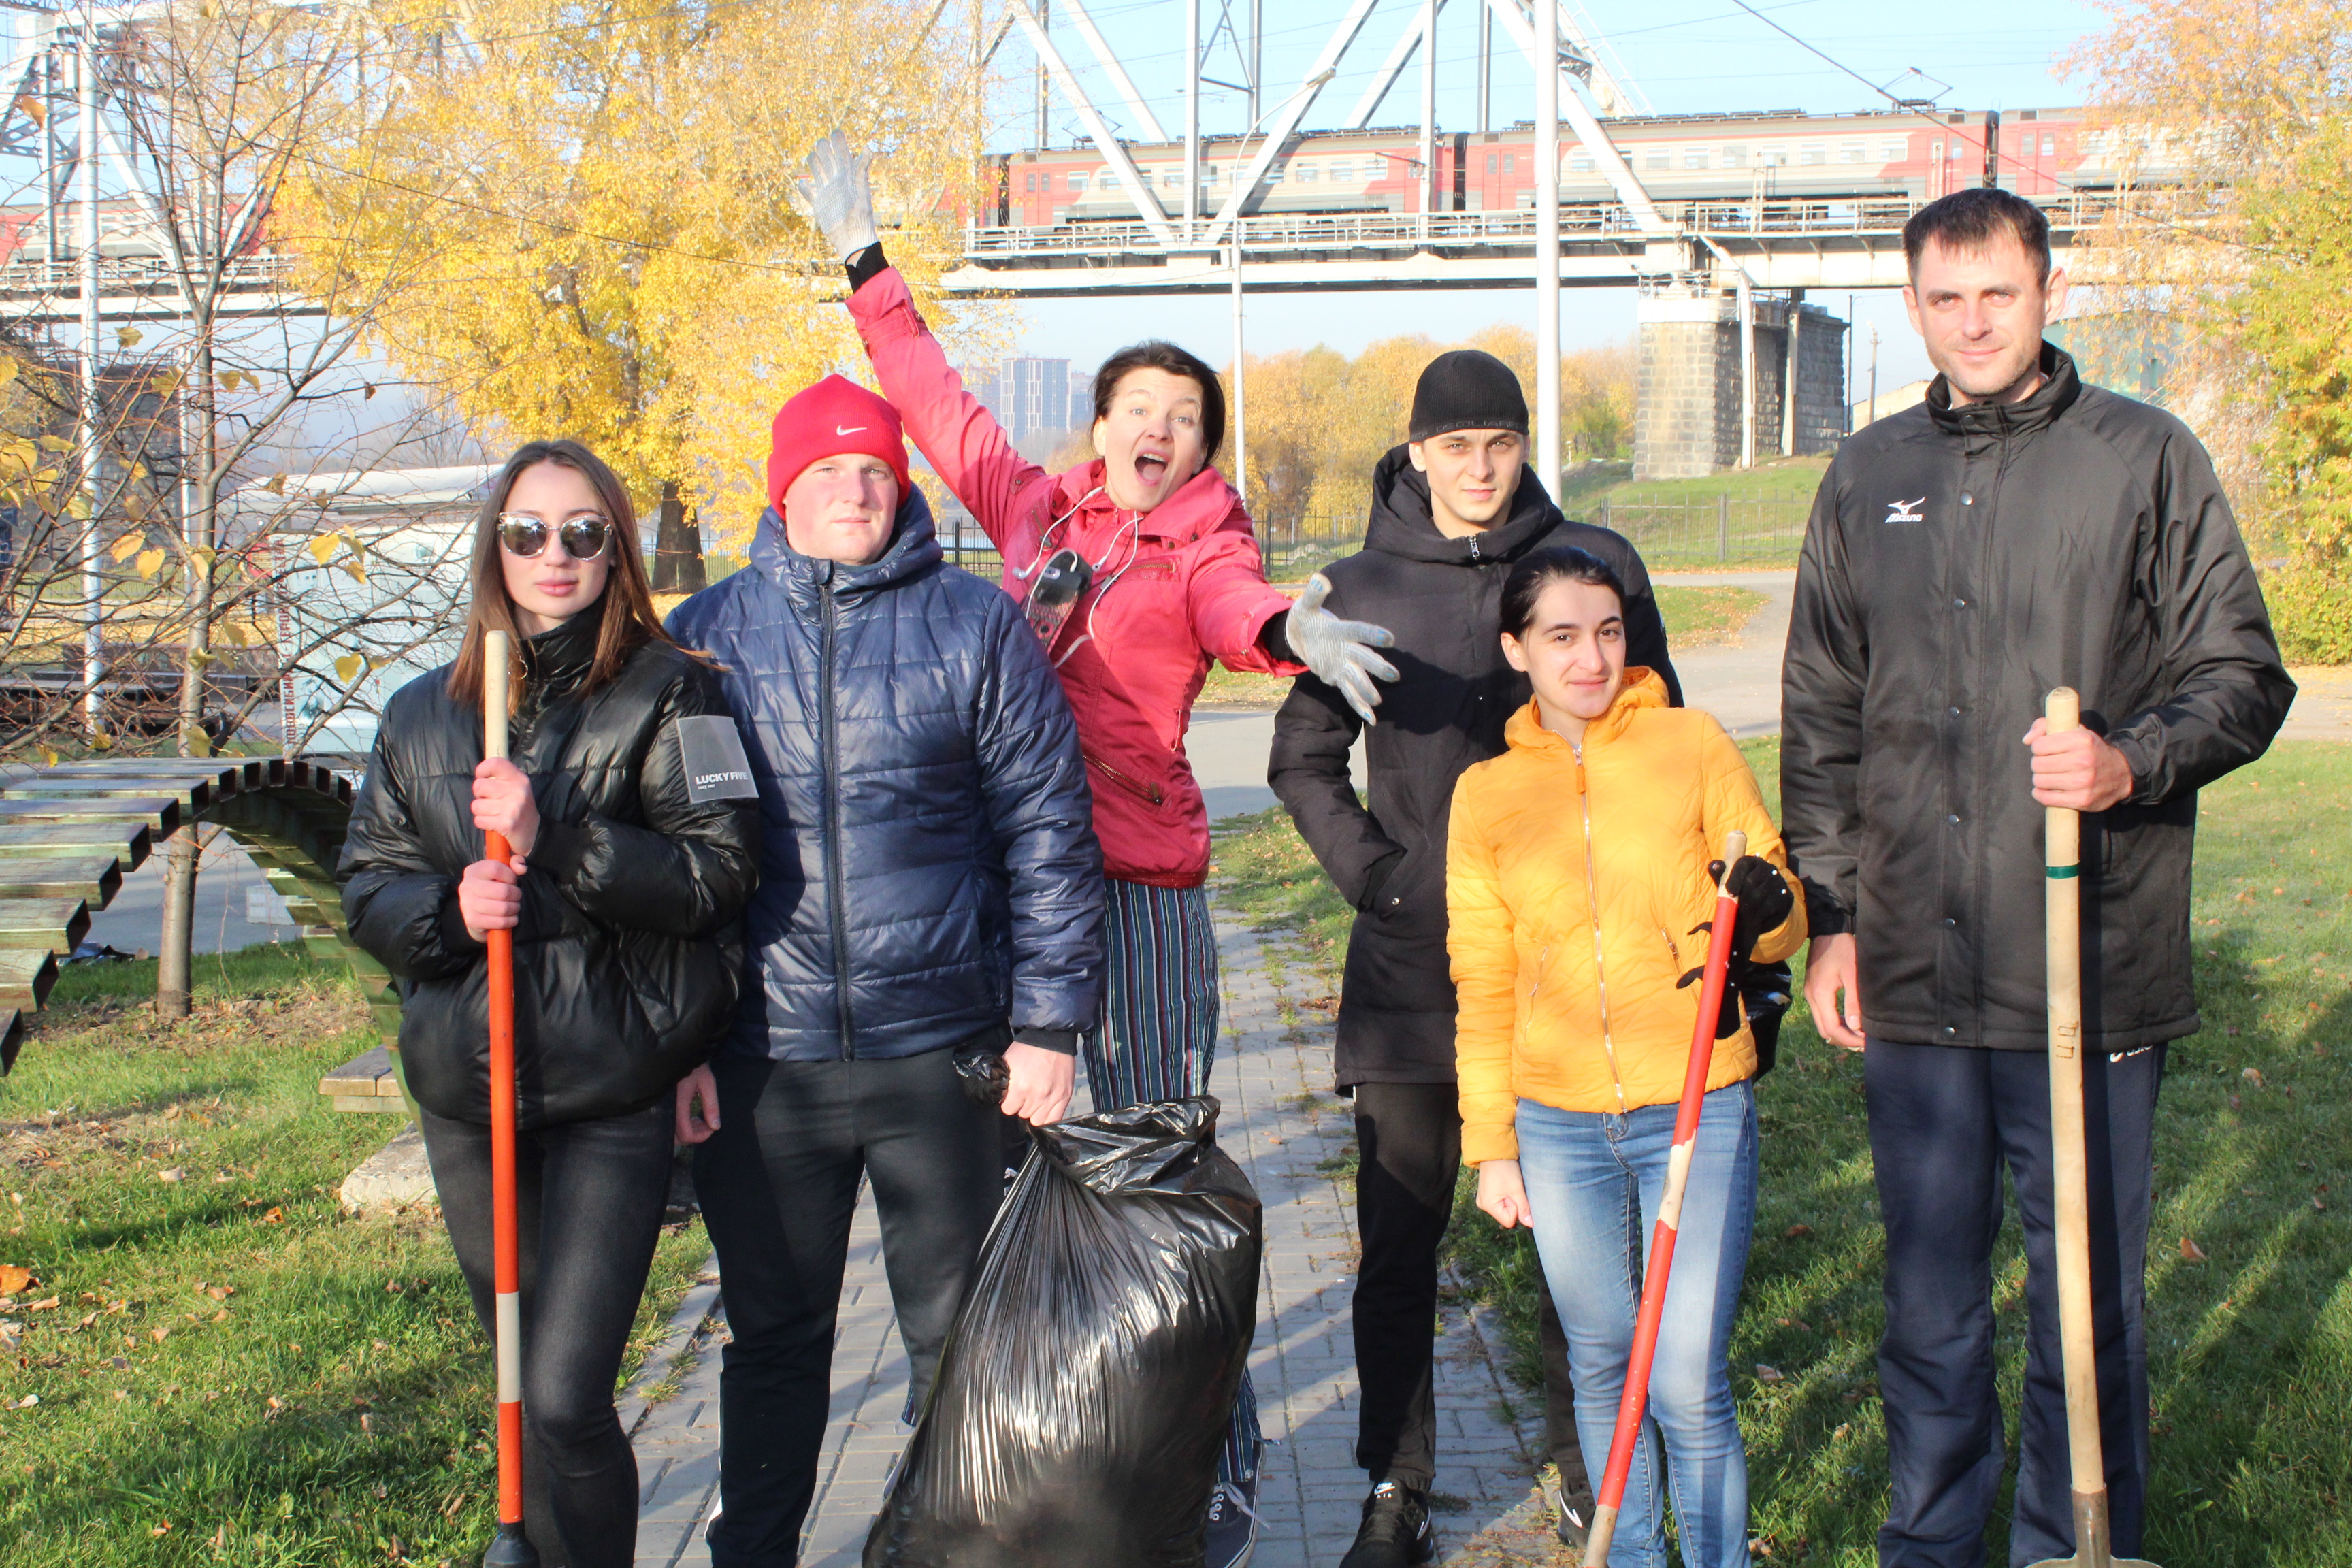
[497, 511, 612, 561]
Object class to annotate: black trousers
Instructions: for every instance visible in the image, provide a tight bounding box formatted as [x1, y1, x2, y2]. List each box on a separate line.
[1350, 1081, 1582, 1493]
[1865, 1039, 2164, 1568]
[693, 1048, 1005, 1567]
[419, 1100, 676, 1568]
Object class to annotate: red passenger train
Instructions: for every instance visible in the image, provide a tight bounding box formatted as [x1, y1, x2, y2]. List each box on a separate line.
[982, 106, 2146, 229]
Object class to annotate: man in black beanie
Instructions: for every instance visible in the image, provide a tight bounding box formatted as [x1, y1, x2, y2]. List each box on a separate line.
[1271, 348, 1681, 1567]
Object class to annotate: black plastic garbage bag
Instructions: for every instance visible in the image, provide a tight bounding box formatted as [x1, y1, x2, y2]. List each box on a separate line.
[864, 1095, 1262, 1568]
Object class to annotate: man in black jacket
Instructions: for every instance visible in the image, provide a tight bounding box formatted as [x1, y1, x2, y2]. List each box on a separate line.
[1270, 350, 1680, 1567]
[1781, 189, 2293, 1568]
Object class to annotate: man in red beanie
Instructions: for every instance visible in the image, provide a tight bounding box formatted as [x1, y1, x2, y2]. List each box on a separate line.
[668, 375, 1104, 1567]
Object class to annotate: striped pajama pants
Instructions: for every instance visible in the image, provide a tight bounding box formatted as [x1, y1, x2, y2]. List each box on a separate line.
[1079, 877, 1262, 1487]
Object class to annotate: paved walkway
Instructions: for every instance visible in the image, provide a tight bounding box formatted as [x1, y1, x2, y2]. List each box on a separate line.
[626, 919, 1556, 1567]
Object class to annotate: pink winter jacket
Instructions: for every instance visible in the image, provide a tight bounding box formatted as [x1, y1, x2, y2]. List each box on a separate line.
[850, 265, 1302, 889]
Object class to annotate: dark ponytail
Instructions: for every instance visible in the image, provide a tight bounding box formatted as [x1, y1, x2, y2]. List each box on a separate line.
[1499, 546, 1627, 640]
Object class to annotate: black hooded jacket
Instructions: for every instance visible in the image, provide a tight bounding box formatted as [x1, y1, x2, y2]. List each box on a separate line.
[341, 610, 762, 1128]
[1780, 344, 2293, 1051]
[1269, 448, 1679, 1085]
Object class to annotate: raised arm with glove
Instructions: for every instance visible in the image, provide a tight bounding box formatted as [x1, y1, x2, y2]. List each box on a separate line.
[1279, 574, 1399, 725]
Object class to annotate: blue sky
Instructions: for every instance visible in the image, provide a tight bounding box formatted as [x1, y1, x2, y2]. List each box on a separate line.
[998, 0, 2112, 389]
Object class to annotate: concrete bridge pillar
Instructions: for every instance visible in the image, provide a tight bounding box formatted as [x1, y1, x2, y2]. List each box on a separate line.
[1634, 284, 1848, 479]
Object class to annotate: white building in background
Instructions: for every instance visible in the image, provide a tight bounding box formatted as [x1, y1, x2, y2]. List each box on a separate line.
[1850, 378, 1932, 429]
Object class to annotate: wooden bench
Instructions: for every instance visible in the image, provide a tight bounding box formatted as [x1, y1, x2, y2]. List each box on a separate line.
[320, 1045, 411, 1114]
[0, 755, 391, 1083]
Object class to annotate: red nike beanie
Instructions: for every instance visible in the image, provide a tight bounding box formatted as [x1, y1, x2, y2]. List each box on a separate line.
[766, 375, 912, 514]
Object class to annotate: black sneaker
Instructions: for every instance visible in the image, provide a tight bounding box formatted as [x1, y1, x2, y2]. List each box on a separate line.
[1203, 1475, 1260, 1568]
[1338, 1481, 1434, 1568]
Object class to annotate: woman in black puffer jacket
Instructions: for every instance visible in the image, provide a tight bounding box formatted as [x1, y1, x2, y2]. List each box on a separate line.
[341, 439, 760, 1568]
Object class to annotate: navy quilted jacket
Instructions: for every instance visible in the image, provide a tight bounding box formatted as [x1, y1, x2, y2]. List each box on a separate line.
[666, 489, 1104, 1062]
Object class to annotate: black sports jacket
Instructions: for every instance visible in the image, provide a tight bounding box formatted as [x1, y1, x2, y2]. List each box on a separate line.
[1780, 345, 2293, 1051]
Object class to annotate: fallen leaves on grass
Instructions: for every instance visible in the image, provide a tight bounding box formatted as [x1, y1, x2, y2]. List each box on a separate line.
[1754, 1364, 1786, 1384]
[260, 1206, 284, 1224]
[1784, 1224, 1812, 1239]
[0, 1264, 30, 1294]
[2242, 1067, 2266, 1089]
[2181, 1236, 2209, 1263]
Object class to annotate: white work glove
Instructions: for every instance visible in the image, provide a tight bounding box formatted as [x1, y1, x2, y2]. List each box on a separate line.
[796, 128, 879, 262]
[1287, 574, 1399, 725]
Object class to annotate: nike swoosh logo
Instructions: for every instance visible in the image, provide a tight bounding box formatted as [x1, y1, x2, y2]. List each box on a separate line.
[835, 425, 868, 436]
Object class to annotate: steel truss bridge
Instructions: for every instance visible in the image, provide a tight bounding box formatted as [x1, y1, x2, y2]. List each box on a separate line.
[944, 189, 2119, 297]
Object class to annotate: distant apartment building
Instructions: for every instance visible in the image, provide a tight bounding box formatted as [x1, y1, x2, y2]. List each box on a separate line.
[968, 357, 1093, 455]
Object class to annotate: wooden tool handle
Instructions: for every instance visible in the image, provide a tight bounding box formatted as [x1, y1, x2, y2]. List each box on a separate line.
[2043, 686, 2112, 1560]
[484, 630, 511, 765]
[1716, 828, 1747, 893]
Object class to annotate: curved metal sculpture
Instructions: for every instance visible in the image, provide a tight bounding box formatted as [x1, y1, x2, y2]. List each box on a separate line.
[0, 755, 391, 1081]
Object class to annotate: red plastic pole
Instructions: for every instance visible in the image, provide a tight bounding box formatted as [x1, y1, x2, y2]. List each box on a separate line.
[1582, 832, 1746, 1567]
[482, 631, 537, 1567]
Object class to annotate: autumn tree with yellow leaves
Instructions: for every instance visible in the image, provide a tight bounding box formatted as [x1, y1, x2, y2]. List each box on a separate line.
[2064, 0, 2352, 657]
[287, 0, 1002, 587]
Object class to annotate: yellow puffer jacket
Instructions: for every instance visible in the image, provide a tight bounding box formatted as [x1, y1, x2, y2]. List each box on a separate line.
[1446, 672, 1805, 1164]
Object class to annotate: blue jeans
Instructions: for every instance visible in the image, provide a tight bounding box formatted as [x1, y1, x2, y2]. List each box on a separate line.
[1518, 1084, 1759, 1568]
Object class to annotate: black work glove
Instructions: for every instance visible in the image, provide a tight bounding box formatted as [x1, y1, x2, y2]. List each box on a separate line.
[1677, 960, 1744, 1039]
[1676, 856, 1796, 1039]
[1714, 855, 1795, 961]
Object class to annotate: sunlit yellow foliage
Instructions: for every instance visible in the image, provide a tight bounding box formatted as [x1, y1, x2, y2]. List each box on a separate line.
[283, 0, 1007, 552]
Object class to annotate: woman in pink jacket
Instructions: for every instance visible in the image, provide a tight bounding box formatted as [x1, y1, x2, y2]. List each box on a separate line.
[804, 131, 1396, 1561]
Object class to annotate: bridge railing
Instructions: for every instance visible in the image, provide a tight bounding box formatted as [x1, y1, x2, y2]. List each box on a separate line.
[960, 188, 2134, 263]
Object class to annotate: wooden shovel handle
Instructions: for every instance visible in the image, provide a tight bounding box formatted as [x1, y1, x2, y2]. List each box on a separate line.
[2044, 687, 2114, 1561]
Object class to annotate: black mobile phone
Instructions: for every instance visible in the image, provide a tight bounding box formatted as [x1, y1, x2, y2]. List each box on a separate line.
[1024, 547, 1094, 648]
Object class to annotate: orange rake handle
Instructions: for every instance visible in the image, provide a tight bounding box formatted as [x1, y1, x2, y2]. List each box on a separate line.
[1583, 831, 1746, 1567]
[481, 631, 534, 1563]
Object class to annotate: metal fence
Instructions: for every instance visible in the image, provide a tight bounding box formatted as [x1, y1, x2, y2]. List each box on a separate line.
[932, 497, 1806, 587]
[1588, 496, 1810, 566]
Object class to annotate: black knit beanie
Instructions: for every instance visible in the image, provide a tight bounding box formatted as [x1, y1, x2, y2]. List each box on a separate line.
[1409, 350, 1529, 442]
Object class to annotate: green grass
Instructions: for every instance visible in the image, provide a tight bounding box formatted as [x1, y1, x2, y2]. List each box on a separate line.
[1587, 456, 1829, 568]
[1209, 737, 2352, 1567]
[1656, 584, 1769, 649]
[0, 945, 708, 1565]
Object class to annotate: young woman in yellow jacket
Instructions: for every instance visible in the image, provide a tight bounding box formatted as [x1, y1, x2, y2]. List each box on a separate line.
[1446, 546, 1805, 1568]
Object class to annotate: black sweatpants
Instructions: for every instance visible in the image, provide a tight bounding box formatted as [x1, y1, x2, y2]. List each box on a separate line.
[1350, 1081, 1583, 1493]
[693, 1048, 1005, 1567]
[1865, 1039, 2164, 1568]
[419, 1100, 676, 1568]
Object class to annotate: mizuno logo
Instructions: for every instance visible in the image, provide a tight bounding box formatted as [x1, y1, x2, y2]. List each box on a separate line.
[835, 425, 868, 436]
[1884, 497, 1927, 524]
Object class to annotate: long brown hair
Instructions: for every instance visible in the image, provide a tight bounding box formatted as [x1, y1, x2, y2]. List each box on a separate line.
[445, 440, 683, 710]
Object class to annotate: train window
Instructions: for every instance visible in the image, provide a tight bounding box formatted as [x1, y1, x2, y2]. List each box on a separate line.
[1800, 144, 1826, 166]
[1267, 163, 1286, 183]
[2041, 135, 2055, 157]
[1684, 148, 1706, 169]
[1025, 172, 1036, 191]
[1296, 163, 1318, 182]
[1840, 142, 1863, 163]
[1719, 145, 1746, 167]
[1070, 172, 1087, 191]
[1645, 149, 1669, 169]
[1569, 151, 1592, 172]
[1502, 154, 1514, 174]
[1333, 161, 1353, 180]
[1485, 154, 1497, 174]
[1881, 140, 1905, 161]
[1164, 171, 1181, 189]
